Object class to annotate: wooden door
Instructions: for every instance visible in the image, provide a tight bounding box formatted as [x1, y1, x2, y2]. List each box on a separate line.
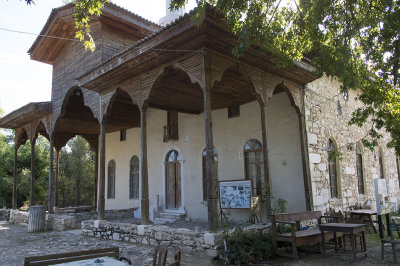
[166, 162, 181, 209]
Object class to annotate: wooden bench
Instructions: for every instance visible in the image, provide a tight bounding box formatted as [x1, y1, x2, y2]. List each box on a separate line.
[24, 247, 128, 265]
[270, 211, 340, 258]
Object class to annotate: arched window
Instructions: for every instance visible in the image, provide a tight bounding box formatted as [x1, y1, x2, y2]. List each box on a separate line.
[244, 139, 263, 194]
[107, 160, 116, 199]
[356, 144, 365, 194]
[378, 147, 384, 179]
[202, 147, 218, 201]
[129, 156, 139, 199]
[328, 139, 338, 198]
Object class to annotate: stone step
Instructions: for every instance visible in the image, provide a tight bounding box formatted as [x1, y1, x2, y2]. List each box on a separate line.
[153, 217, 176, 225]
[159, 212, 185, 220]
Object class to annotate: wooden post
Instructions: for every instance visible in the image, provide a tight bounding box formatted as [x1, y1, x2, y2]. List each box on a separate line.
[94, 146, 99, 208]
[299, 88, 313, 210]
[259, 100, 272, 216]
[12, 145, 18, 210]
[30, 138, 36, 206]
[140, 106, 150, 225]
[97, 120, 106, 220]
[54, 149, 60, 209]
[28, 205, 46, 232]
[48, 137, 55, 213]
[201, 52, 218, 232]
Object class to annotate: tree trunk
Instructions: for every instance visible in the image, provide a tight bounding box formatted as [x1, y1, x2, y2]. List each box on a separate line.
[28, 205, 46, 232]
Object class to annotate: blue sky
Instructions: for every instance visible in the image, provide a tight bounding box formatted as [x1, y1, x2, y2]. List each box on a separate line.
[0, 0, 195, 115]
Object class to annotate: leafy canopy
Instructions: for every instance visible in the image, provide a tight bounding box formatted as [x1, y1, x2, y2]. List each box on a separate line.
[23, 0, 399, 154]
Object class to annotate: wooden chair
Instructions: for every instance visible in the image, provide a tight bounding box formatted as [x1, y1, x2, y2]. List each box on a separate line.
[153, 246, 168, 266]
[381, 222, 400, 262]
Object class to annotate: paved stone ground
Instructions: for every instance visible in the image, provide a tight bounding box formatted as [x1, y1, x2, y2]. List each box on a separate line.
[1, 221, 399, 265]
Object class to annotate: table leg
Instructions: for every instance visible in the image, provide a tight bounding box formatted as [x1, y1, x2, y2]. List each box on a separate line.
[350, 233, 356, 260]
[361, 230, 367, 252]
[321, 230, 326, 257]
[334, 232, 337, 253]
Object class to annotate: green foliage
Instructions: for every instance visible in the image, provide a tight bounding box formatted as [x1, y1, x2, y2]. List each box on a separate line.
[0, 132, 49, 208]
[220, 227, 273, 265]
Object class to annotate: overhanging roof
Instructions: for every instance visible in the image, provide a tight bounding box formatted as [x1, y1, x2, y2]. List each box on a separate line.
[0, 102, 52, 129]
[28, 2, 161, 64]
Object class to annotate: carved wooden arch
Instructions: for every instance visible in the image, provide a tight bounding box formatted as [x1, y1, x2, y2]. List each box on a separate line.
[31, 120, 50, 142]
[52, 86, 99, 133]
[206, 52, 236, 89]
[103, 88, 135, 119]
[173, 53, 204, 87]
[272, 83, 303, 115]
[15, 127, 28, 149]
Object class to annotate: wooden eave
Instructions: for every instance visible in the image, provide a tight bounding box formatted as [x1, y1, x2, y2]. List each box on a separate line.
[28, 2, 160, 65]
[78, 11, 205, 92]
[79, 7, 316, 94]
[0, 102, 51, 129]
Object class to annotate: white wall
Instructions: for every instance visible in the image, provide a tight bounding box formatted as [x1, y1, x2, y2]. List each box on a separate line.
[266, 92, 307, 212]
[104, 101, 263, 221]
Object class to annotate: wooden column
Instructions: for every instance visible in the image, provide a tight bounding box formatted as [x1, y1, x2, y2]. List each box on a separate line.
[54, 149, 60, 209]
[30, 138, 36, 206]
[201, 53, 218, 232]
[140, 106, 149, 225]
[259, 100, 272, 216]
[12, 145, 18, 210]
[97, 120, 106, 220]
[299, 89, 313, 210]
[94, 147, 99, 208]
[48, 137, 55, 213]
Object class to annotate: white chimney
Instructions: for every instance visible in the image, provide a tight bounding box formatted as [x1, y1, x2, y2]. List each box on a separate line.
[158, 0, 186, 26]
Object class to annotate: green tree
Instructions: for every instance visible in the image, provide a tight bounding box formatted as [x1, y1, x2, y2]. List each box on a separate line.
[58, 136, 94, 207]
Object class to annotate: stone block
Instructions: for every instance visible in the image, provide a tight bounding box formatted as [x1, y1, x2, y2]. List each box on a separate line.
[345, 167, 355, 175]
[317, 163, 326, 171]
[206, 249, 219, 258]
[113, 233, 120, 241]
[309, 153, 321, 164]
[308, 133, 318, 144]
[313, 196, 324, 206]
[93, 220, 105, 228]
[204, 233, 216, 246]
[137, 225, 145, 235]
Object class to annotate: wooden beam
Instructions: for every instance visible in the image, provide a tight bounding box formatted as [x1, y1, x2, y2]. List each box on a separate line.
[140, 106, 149, 225]
[12, 145, 18, 210]
[30, 138, 36, 206]
[48, 137, 55, 213]
[97, 120, 106, 220]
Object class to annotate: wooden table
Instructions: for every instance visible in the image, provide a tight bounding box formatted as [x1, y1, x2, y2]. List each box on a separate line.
[319, 223, 367, 260]
[350, 209, 378, 234]
[55, 256, 129, 265]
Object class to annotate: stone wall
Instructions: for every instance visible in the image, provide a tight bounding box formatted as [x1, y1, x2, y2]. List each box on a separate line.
[0, 209, 10, 221]
[9, 210, 29, 224]
[305, 76, 400, 212]
[81, 220, 270, 256]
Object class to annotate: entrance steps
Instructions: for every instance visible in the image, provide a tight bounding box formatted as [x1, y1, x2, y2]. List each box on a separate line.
[153, 211, 186, 225]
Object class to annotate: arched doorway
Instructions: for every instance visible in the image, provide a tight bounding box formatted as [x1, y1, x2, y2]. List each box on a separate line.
[165, 150, 181, 209]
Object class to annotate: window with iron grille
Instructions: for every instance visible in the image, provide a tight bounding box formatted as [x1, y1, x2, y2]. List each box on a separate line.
[129, 156, 139, 199]
[120, 129, 126, 141]
[107, 160, 116, 199]
[378, 148, 385, 179]
[244, 139, 263, 195]
[356, 144, 365, 194]
[228, 106, 240, 118]
[328, 139, 338, 198]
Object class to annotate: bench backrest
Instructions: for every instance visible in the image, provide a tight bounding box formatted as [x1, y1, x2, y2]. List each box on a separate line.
[24, 247, 119, 265]
[271, 211, 322, 223]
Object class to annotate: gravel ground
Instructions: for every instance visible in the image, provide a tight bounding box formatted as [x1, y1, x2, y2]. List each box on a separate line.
[0, 221, 399, 266]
